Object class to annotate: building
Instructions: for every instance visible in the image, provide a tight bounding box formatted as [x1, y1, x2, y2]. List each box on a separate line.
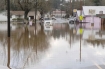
[28, 11, 41, 20]
[10, 11, 24, 20]
[10, 11, 41, 21]
[52, 9, 66, 18]
[81, 6, 105, 30]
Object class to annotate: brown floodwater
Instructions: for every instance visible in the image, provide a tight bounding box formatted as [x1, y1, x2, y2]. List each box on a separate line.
[0, 23, 105, 69]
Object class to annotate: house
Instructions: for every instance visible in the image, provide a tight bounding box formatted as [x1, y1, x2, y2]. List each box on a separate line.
[28, 11, 41, 20]
[10, 11, 41, 21]
[0, 11, 12, 21]
[52, 9, 66, 18]
[81, 6, 105, 30]
[10, 11, 24, 20]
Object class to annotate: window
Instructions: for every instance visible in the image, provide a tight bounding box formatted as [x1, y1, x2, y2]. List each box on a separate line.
[99, 11, 103, 14]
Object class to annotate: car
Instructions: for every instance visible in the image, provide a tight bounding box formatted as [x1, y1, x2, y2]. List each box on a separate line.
[52, 16, 56, 20]
[43, 18, 53, 30]
[69, 17, 76, 29]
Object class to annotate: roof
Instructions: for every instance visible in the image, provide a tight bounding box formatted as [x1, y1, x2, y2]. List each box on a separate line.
[28, 11, 35, 16]
[96, 14, 105, 18]
[11, 11, 40, 16]
[98, 16, 105, 18]
[83, 6, 105, 15]
[27, 11, 39, 16]
[10, 11, 24, 15]
[52, 10, 66, 14]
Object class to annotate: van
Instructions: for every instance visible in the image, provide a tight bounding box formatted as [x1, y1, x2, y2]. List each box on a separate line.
[44, 18, 53, 30]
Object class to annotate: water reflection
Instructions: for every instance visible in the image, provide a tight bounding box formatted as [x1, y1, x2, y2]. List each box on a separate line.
[7, 37, 11, 69]
[0, 25, 50, 68]
[0, 23, 105, 69]
[85, 40, 105, 48]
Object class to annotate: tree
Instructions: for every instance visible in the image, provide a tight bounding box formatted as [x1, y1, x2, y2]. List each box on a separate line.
[52, 0, 61, 9]
[100, 0, 105, 6]
[12, 0, 35, 19]
[0, 0, 6, 11]
[93, 0, 101, 6]
[84, 0, 94, 6]
[37, 0, 52, 16]
[10, 0, 52, 19]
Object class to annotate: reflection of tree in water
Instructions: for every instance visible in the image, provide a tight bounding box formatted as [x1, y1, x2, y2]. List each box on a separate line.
[52, 24, 69, 39]
[68, 29, 80, 46]
[52, 23, 80, 46]
[0, 26, 49, 69]
[0, 32, 7, 66]
[85, 40, 105, 48]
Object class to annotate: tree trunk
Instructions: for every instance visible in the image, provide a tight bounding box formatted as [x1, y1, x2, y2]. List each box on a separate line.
[24, 10, 29, 20]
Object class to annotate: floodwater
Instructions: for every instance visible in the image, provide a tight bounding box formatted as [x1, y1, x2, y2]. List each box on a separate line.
[0, 23, 105, 69]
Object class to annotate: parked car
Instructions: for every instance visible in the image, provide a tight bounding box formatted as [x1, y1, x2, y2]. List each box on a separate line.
[43, 18, 53, 30]
[52, 16, 56, 20]
[69, 17, 76, 29]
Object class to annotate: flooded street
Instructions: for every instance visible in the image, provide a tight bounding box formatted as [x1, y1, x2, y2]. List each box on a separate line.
[0, 23, 105, 69]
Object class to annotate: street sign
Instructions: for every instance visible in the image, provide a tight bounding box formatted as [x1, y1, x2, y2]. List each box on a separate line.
[79, 15, 83, 21]
[89, 9, 95, 15]
[73, 9, 77, 13]
[73, 9, 77, 17]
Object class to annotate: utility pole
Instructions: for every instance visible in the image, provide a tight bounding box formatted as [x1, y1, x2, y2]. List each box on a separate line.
[7, 0, 11, 69]
[80, 0, 83, 15]
[79, 0, 83, 62]
[60, 0, 63, 18]
[70, 0, 72, 16]
[7, 0, 10, 37]
[72, 0, 74, 16]
[35, 0, 37, 32]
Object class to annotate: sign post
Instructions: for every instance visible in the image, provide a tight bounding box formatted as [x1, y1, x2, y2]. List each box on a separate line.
[79, 15, 83, 21]
[73, 9, 77, 17]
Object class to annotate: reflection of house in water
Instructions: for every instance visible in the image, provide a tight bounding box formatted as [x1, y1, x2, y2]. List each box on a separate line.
[85, 40, 105, 48]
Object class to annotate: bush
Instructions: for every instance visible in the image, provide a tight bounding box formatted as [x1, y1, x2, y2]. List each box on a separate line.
[12, 18, 24, 21]
[17, 18, 24, 21]
[12, 18, 17, 21]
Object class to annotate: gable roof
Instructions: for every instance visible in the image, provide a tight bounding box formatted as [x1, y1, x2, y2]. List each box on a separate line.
[28, 11, 35, 16]
[83, 6, 105, 15]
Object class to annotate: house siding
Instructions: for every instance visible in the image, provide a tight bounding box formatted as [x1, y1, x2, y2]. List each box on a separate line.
[83, 16, 101, 29]
[12, 15, 24, 19]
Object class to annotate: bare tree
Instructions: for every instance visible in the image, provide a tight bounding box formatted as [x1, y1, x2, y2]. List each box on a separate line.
[10, 0, 52, 19]
[101, 0, 105, 6]
[12, 0, 35, 19]
[0, 0, 6, 11]
[85, 0, 94, 6]
[37, 0, 52, 16]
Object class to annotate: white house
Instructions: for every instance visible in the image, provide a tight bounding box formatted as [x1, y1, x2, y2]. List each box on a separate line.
[28, 11, 41, 20]
[82, 6, 105, 30]
[83, 6, 105, 16]
[10, 11, 41, 21]
[76, 6, 105, 30]
[10, 11, 24, 20]
[0, 11, 12, 21]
